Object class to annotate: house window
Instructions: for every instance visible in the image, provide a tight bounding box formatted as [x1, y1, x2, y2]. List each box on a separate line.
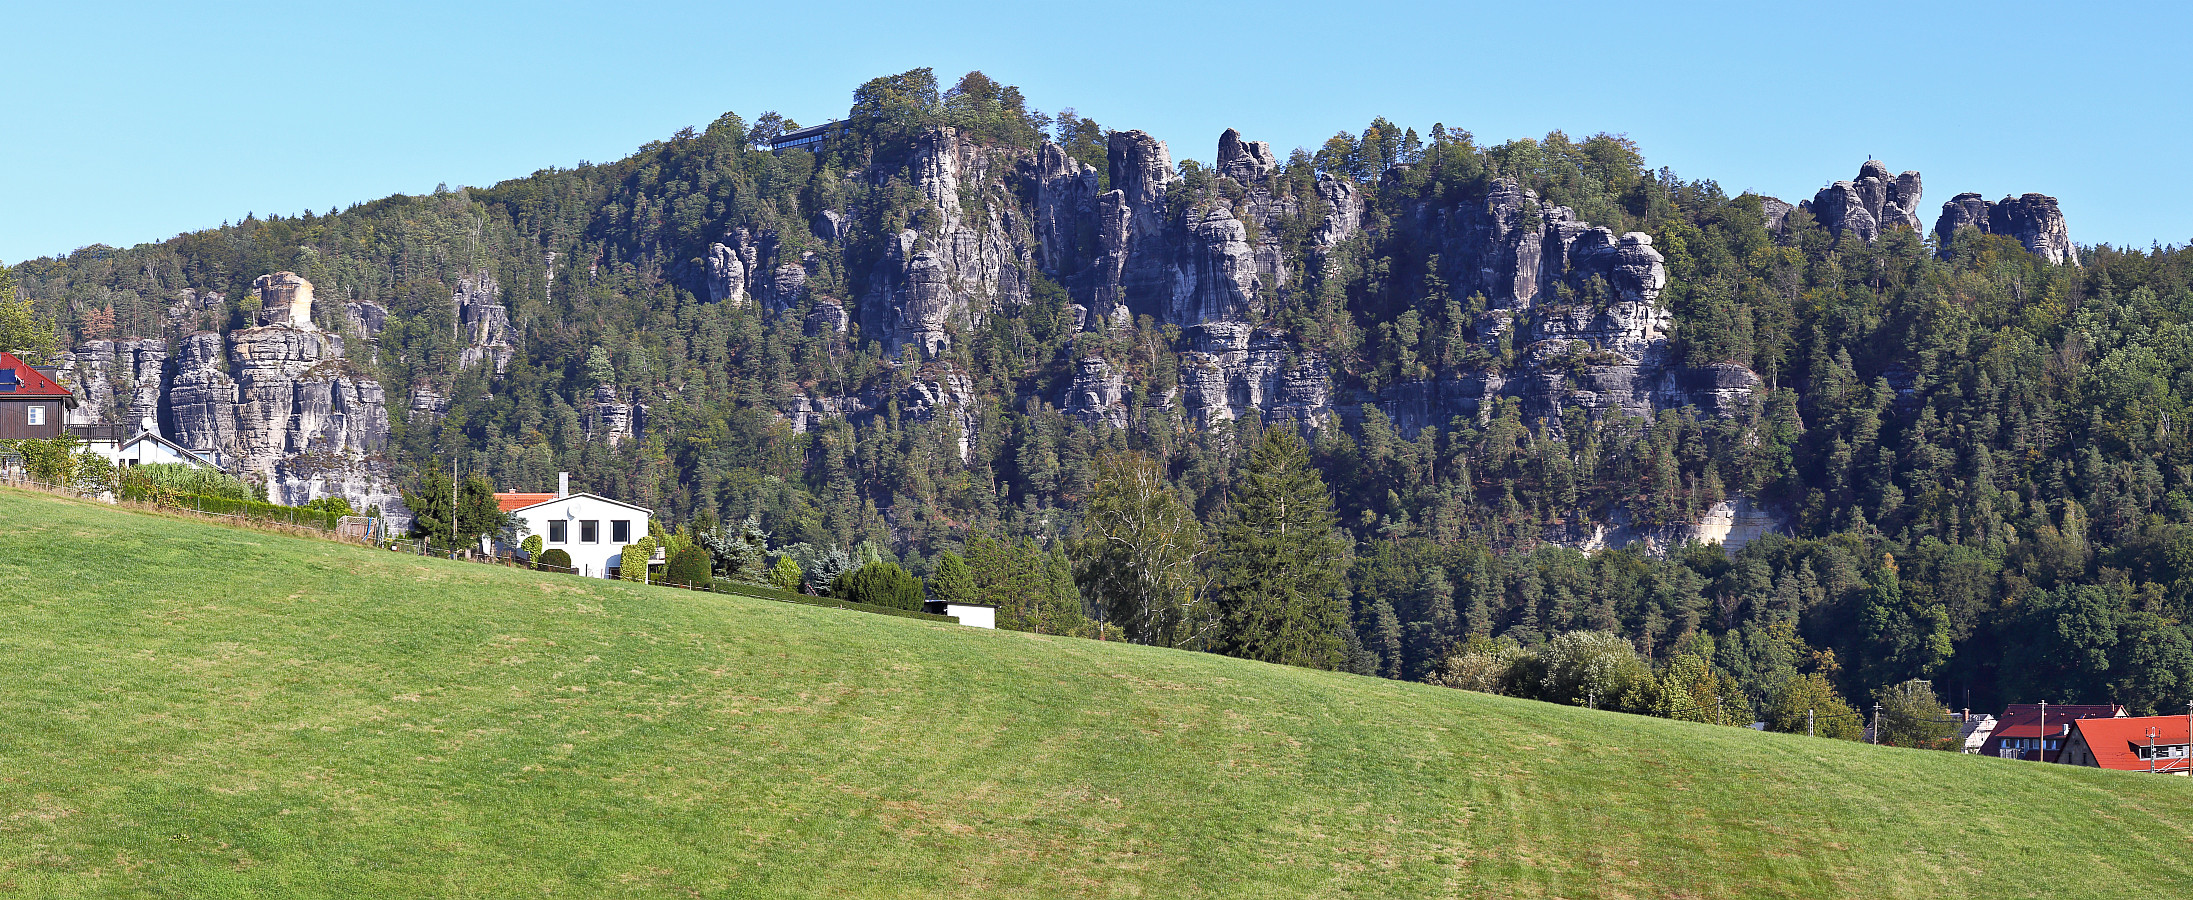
[26, 405, 44, 426]
[612, 520, 631, 543]
[548, 520, 567, 543]
[580, 520, 598, 543]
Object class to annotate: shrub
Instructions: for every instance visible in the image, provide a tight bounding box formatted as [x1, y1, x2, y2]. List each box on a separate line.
[519, 535, 544, 565]
[665, 546, 712, 587]
[301, 495, 355, 517]
[768, 555, 803, 592]
[834, 561, 924, 610]
[538, 548, 572, 572]
[619, 537, 658, 582]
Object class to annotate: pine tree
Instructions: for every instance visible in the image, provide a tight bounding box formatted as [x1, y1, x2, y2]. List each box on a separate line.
[1211, 428, 1350, 669]
[930, 551, 975, 605]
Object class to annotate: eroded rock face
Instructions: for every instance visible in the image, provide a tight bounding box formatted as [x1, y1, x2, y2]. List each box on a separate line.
[54, 338, 167, 430]
[254, 272, 317, 328]
[800, 126, 1752, 446]
[455, 273, 515, 374]
[166, 289, 225, 339]
[1801, 161, 1924, 242]
[1934, 191, 2077, 265]
[806, 299, 849, 335]
[859, 127, 1034, 358]
[1176, 205, 1260, 326]
[1063, 356, 1129, 428]
[160, 274, 404, 522]
[706, 238, 750, 305]
[589, 384, 641, 445]
[345, 300, 388, 341]
[1217, 128, 1277, 183]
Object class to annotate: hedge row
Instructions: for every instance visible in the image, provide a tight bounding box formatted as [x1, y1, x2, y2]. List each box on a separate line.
[705, 579, 957, 624]
[120, 483, 342, 530]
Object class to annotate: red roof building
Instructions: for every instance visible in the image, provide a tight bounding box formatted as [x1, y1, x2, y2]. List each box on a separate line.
[0, 351, 77, 440]
[2060, 715, 2193, 775]
[1980, 703, 2124, 762]
[494, 492, 559, 512]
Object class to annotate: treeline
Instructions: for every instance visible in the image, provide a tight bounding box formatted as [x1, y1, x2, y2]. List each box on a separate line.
[9, 68, 2193, 722]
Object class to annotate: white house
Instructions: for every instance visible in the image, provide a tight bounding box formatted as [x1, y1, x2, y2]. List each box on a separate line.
[72, 419, 220, 469]
[496, 472, 654, 579]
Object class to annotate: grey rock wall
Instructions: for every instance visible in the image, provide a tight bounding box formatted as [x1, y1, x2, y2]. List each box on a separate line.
[1799, 160, 1924, 242]
[1934, 191, 2077, 265]
[455, 273, 516, 374]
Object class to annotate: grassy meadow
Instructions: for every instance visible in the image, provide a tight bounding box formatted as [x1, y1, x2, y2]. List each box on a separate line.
[2, 485, 2191, 898]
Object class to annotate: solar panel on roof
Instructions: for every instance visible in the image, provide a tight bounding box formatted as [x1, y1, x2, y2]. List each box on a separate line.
[0, 369, 17, 392]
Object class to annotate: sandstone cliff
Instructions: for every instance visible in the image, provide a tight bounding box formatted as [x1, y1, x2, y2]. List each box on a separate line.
[1934, 191, 2077, 265]
[61, 272, 407, 522]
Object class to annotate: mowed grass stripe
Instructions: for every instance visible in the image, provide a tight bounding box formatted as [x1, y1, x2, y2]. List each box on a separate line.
[1, 485, 2189, 898]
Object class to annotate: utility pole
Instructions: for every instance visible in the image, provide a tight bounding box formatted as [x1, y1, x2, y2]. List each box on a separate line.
[450, 456, 459, 560]
[2038, 700, 2047, 763]
[2150, 727, 2159, 774]
[1808, 708, 1815, 738]
[1871, 704, 1880, 745]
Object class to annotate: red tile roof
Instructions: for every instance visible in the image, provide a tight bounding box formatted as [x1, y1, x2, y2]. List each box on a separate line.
[2069, 716, 2192, 773]
[1990, 703, 2123, 740]
[494, 492, 559, 512]
[0, 351, 75, 400]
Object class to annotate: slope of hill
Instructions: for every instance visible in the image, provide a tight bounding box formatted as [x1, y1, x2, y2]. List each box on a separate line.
[2, 486, 2190, 898]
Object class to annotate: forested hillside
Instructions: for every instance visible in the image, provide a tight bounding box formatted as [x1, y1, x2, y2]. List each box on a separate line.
[8, 68, 2192, 720]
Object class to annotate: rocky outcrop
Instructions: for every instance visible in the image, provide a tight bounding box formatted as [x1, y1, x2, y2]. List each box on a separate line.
[1217, 128, 1276, 183]
[1178, 324, 1332, 427]
[253, 272, 317, 328]
[166, 289, 225, 339]
[1030, 142, 1100, 279]
[806, 298, 849, 335]
[588, 385, 642, 445]
[1801, 161, 1924, 242]
[706, 237, 751, 305]
[53, 338, 166, 430]
[1566, 494, 1787, 556]
[1063, 356, 1129, 428]
[1934, 192, 2077, 265]
[345, 300, 387, 341]
[168, 332, 241, 459]
[825, 126, 1753, 444]
[1175, 205, 1261, 326]
[161, 274, 404, 521]
[1761, 197, 1796, 233]
[455, 273, 516, 374]
[407, 386, 449, 424]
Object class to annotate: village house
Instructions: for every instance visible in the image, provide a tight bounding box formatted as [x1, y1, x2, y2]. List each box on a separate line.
[1981, 703, 2126, 762]
[0, 351, 76, 442]
[2058, 715, 2193, 774]
[70, 418, 219, 469]
[493, 472, 655, 579]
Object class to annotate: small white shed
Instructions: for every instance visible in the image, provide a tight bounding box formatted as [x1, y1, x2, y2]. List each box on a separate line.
[924, 602, 997, 629]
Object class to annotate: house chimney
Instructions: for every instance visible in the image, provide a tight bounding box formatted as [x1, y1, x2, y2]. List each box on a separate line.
[558, 472, 568, 498]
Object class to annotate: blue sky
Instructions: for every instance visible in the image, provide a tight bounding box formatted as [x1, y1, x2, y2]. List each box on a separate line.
[5, 0, 2188, 264]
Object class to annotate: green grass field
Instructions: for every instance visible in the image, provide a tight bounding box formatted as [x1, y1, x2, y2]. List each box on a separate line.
[4, 486, 2191, 898]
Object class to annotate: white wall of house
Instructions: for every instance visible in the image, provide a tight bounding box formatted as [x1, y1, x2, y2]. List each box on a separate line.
[114, 436, 210, 467]
[509, 493, 652, 578]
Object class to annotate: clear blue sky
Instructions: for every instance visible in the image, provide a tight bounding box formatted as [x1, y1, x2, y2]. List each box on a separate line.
[6, 0, 2189, 264]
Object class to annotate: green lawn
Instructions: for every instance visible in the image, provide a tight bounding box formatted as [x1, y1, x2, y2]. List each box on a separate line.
[2, 486, 2190, 898]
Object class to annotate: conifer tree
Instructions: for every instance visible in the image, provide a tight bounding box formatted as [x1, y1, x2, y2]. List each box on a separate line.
[1211, 428, 1350, 669]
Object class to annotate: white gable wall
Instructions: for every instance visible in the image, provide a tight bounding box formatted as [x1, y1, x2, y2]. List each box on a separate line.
[509, 493, 652, 579]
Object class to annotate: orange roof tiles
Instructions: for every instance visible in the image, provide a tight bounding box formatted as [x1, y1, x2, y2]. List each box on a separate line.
[2070, 716, 2192, 773]
[494, 492, 559, 512]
